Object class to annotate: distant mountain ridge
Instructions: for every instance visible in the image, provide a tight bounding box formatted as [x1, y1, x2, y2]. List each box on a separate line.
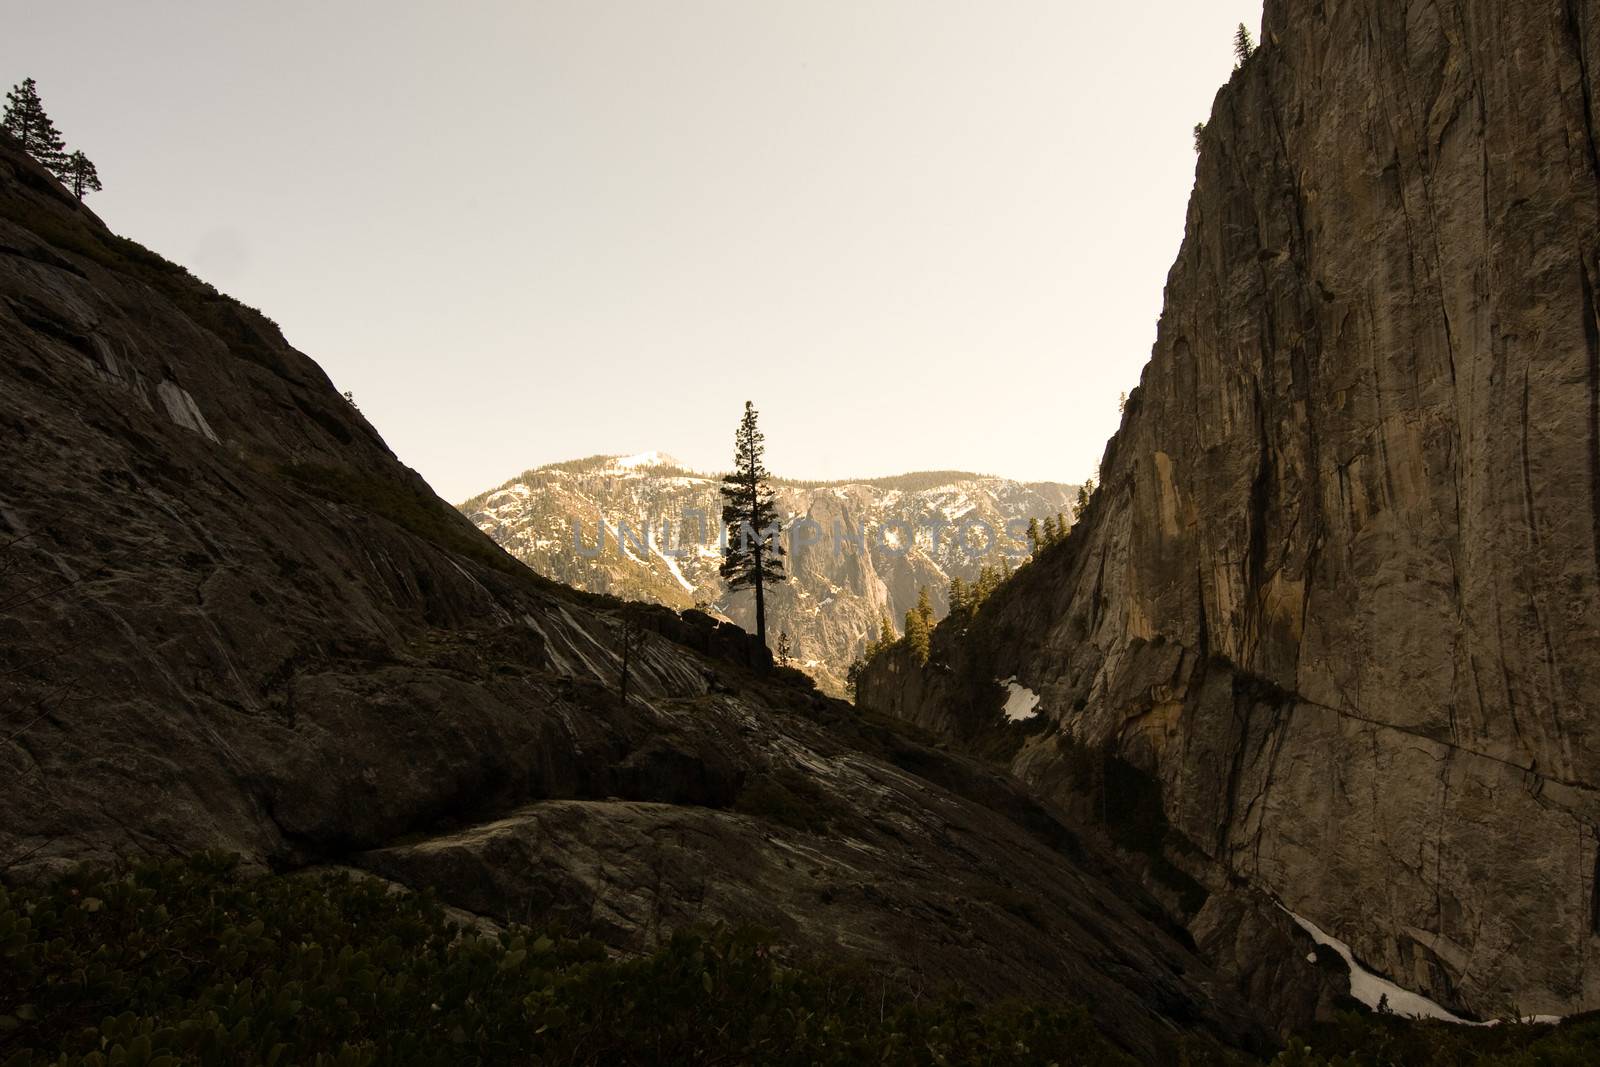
[460, 453, 1078, 693]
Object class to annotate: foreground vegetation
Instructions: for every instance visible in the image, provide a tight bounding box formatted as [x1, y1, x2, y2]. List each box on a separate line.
[1, 856, 1596, 1066]
[0, 856, 1139, 1066]
[1278, 1010, 1600, 1067]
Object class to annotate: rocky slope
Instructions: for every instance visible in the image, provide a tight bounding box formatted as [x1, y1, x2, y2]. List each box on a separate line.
[462, 456, 1076, 693]
[860, 0, 1600, 1022]
[0, 137, 1299, 1060]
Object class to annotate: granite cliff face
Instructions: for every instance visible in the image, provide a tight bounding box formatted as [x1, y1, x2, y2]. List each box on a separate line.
[461, 456, 1075, 694]
[0, 138, 1288, 1059]
[861, 0, 1600, 1020]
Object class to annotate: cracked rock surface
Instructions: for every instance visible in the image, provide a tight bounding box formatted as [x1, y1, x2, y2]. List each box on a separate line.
[862, 0, 1600, 1020]
[0, 137, 1284, 1061]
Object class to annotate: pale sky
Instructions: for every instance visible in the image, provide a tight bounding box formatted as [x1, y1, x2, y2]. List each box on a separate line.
[9, 1, 1261, 502]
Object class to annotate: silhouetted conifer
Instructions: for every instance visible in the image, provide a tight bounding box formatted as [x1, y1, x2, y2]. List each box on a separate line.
[64, 150, 100, 200]
[1234, 24, 1256, 65]
[3, 78, 67, 176]
[719, 401, 786, 647]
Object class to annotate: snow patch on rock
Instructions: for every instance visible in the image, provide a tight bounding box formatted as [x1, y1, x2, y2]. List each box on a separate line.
[1284, 908, 1471, 1023]
[998, 677, 1040, 722]
[614, 451, 679, 470]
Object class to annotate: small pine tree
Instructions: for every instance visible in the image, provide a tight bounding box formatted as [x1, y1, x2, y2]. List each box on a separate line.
[903, 587, 934, 666]
[1042, 516, 1057, 545]
[1055, 512, 1069, 544]
[973, 565, 999, 607]
[776, 630, 793, 663]
[1074, 479, 1095, 522]
[1118, 390, 1129, 413]
[1234, 23, 1256, 66]
[878, 613, 896, 650]
[64, 150, 101, 200]
[948, 576, 969, 616]
[1026, 517, 1043, 554]
[845, 656, 865, 699]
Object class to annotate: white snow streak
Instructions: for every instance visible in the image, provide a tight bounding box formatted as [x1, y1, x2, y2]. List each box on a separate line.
[1284, 909, 1473, 1023]
[651, 538, 695, 593]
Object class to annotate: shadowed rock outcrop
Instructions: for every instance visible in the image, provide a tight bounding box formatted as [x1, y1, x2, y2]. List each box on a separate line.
[861, 0, 1600, 1020]
[0, 136, 1280, 1060]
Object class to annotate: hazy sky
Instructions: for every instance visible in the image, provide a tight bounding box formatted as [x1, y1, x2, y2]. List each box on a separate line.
[11, 1, 1261, 501]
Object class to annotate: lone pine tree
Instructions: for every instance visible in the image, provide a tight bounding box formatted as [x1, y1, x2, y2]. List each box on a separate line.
[719, 401, 785, 647]
[3, 78, 67, 177]
[1234, 23, 1256, 66]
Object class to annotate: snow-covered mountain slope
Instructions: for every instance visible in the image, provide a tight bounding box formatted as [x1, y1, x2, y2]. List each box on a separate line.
[460, 456, 1077, 693]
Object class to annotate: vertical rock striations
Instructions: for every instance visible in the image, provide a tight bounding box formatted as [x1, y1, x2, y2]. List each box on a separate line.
[862, 0, 1600, 1018]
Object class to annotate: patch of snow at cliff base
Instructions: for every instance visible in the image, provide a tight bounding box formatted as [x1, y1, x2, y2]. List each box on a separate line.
[998, 678, 1040, 722]
[1285, 908, 1466, 1021]
[1282, 908, 1561, 1026]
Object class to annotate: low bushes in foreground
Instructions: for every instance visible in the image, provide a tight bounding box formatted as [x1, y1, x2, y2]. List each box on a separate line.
[0, 855, 1133, 1066]
[3, 855, 1598, 1066]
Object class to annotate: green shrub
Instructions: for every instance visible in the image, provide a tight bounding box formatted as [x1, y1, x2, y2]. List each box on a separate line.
[6, 857, 1599, 1066]
[1268, 1010, 1600, 1066]
[0, 855, 1138, 1066]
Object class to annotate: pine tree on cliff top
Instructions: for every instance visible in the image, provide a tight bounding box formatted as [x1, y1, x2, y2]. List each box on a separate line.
[903, 587, 935, 666]
[719, 401, 785, 647]
[1233, 23, 1256, 66]
[4, 79, 67, 176]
